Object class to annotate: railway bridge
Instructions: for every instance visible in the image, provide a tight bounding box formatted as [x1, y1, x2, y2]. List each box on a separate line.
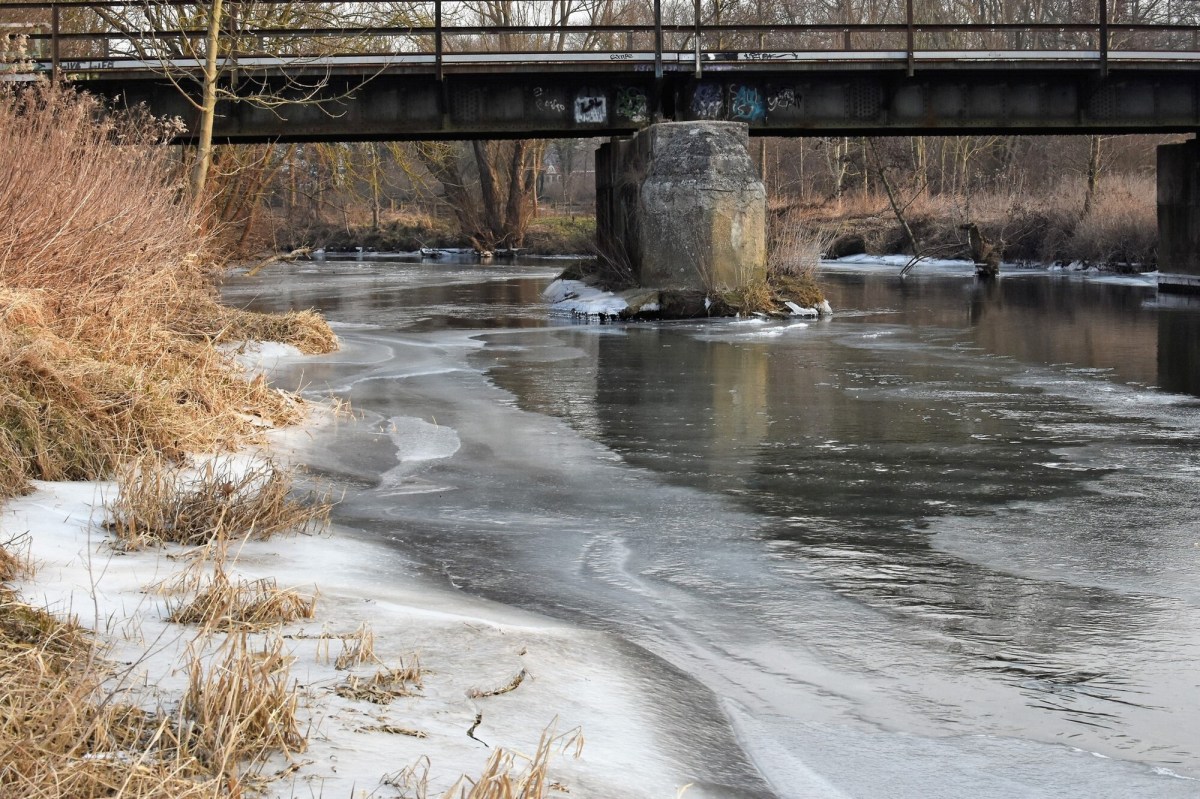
[4, 1, 1200, 288]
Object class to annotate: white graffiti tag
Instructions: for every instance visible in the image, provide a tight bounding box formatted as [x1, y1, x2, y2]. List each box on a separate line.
[533, 87, 567, 113]
[767, 88, 797, 112]
[574, 91, 607, 124]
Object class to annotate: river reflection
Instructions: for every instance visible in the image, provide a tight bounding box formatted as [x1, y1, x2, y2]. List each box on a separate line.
[1157, 293, 1200, 395]
[485, 266, 1200, 782]
[222, 261, 1200, 796]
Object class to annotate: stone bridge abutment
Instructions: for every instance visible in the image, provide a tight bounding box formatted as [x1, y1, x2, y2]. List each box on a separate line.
[1159, 139, 1200, 293]
[595, 122, 766, 294]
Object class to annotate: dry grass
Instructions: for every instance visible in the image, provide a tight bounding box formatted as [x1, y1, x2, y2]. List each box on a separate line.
[180, 633, 306, 781]
[0, 82, 337, 499]
[0, 533, 31, 584]
[721, 208, 828, 315]
[333, 622, 377, 670]
[792, 173, 1158, 268]
[767, 208, 833, 281]
[468, 668, 527, 699]
[200, 307, 339, 356]
[335, 655, 425, 704]
[0, 593, 224, 798]
[450, 724, 584, 799]
[382, 724, 584, 799]
[105, 456, 331, 550]
[1069, 175, 1158, 267]
[168, 572, 317, 631]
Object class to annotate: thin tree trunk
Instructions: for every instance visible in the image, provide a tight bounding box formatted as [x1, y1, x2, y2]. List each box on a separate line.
[1084, 134, 1101, 215]
[473, 140, 504, 243]
[868, 139, 919, 254]
[370, 143, 381, 230]
[190, 0, 224, 212]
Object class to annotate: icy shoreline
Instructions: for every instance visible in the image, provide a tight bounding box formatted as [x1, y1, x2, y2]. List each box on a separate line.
[0, 355, 695, 798]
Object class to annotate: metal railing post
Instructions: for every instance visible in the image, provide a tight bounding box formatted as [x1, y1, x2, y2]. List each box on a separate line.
[1098, 0, 1108, 75]
[654, 0, 663, 80]
[51, 3, 60, 83]
[905, 0, 914, 76]
[694, 0, 702, 78]
[434, 0, 443, 81]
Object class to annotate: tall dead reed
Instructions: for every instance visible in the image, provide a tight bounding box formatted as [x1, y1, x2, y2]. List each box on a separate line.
[449, 724, 583, 799]
[105, 456, 331, 550]
[0, 82, 337, 498]
[0, 544, 223, 798]
[180, 632, 306, 782]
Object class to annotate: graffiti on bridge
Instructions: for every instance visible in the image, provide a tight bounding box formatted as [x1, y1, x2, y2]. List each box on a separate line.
[692, 83, 724, 119]
[574, 89, 607, 123]
[729, 84, 765, 122]
[615, 86, 649, 123]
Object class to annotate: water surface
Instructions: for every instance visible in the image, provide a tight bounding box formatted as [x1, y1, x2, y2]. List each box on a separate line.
[225, 260, 1200, 798]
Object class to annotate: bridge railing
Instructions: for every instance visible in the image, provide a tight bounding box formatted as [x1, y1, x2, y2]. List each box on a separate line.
[1, 0, 1198, 81]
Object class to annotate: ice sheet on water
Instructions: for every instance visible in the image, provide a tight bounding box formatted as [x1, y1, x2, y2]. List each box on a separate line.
[822, 254, 977, 272]
[389, 415, 461, 462]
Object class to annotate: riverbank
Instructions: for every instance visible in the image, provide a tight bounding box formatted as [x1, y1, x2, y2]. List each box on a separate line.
[0, 375, 699, 798]
[785, 176, 1157, 271]
[281, 212, 597, 257]
[274, 171, 1156, 273]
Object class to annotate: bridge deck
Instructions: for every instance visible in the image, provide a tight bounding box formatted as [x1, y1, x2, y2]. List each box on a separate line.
[3, 1, 1199, 140]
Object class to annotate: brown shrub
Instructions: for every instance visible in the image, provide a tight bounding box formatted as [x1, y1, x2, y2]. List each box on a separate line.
[181, 633, 306, 780]
[105, 457, 331, 550]
[0, 596, 223, 798]
[0, 82, 336, 498]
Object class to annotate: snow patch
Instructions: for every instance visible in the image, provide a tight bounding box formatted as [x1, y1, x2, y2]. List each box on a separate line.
[543, 279, 629, 317]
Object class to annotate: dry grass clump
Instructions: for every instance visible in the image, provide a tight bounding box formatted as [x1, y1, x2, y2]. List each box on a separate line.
[0, 594, 224, 798]
[0, 533, 31, 584]
[196, 306, 339, 356]
[0, 82, 337, 498]
[382, 724, 583, 799]
[335, 655, 425, 704]
[717, 208, 827, 315]
[451, 724, 583, 799]
[105, 456, 331, 549]
[333, 622, 377, 670]
[168, 572, 317, 630]
[181, 633, 305, 780]
[767, 208, 832, 280]
[720, 208, 829, 316]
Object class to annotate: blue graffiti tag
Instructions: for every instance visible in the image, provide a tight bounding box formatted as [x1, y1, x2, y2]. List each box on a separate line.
[729, 84, 765, 122]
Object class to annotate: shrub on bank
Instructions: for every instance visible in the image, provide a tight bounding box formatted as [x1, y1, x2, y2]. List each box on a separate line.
[799, 175, 1158, 269]
[0, 82, 337, 498]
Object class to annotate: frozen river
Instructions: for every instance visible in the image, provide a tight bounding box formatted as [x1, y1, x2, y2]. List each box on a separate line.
[225, 259, 1200, 798]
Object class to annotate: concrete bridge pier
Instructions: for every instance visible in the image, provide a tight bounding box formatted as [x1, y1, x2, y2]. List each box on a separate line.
[595, 121, 766, 294]
[1158, 139, 1200, 292]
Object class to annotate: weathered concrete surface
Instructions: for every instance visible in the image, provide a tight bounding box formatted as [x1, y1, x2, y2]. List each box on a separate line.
[596, 121, 766, 293]
[1159, 140, 1200, 293]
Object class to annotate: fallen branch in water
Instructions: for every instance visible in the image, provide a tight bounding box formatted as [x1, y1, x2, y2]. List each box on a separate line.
[245, 248, 311, 277]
